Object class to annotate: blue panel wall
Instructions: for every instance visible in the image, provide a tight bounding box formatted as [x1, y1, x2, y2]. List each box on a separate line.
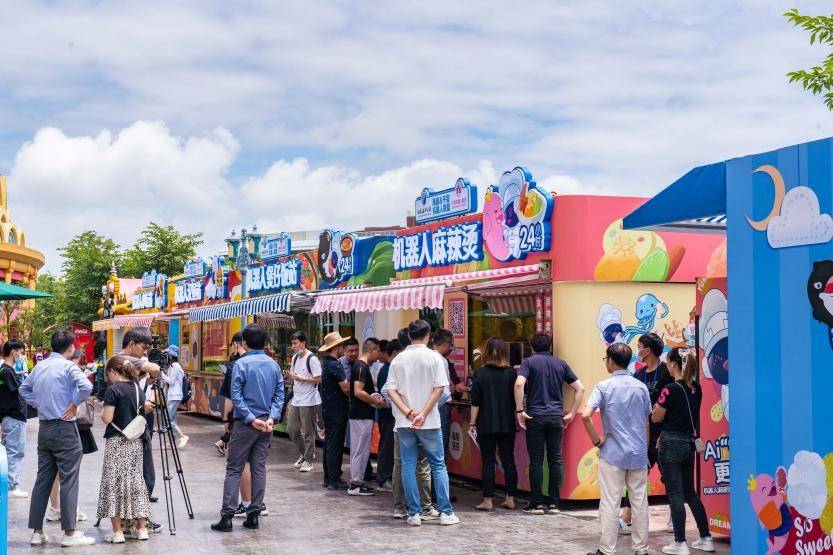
[728, 138, 833, 554]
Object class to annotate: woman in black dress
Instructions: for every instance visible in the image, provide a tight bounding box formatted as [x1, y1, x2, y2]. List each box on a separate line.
[469, 337, 518, 511]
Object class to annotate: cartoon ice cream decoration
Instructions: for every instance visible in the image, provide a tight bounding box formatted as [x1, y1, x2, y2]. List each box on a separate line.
[700, 288, 729, 422]
[787, 451, 828, 521]
[596, 304, 624, 346]
[594, 219, 686, 282]
[748, 468, 790, 555]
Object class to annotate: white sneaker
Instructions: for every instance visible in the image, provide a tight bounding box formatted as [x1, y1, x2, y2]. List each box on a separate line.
[406, 515, 421, 526]
[299, 461, 313, 472]
[104, 531, 125, 544]
[393, 510, 407, 519]
[177, 435, 189, 448]
[30, 532, 48, 545]
[294, 456, 305, 468]
[618, 517, 632, 535]
[662, 541, 690, 555]
[440, 512, 460, 526]
[691, 537, 715, 552]
[61, 532, 96, 547]
[9, 488, 29, 499]
[45, 505, 62, 522]
[421, 507, 440, 521]
[137, 528, 149, 541]
[76, 508, 88, 522]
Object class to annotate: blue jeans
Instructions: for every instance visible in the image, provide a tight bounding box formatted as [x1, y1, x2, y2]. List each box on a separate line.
[167, 399, 183, 439]
[1, 418, 26, 490]
[397, 427, 452, 516]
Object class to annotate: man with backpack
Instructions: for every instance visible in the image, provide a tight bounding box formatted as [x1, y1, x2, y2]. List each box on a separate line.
[286, 331, 321, 473]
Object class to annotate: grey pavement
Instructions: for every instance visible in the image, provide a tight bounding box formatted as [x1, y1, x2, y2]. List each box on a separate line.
[7, 414, 730, 554]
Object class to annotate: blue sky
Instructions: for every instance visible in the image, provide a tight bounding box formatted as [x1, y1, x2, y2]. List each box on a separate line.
[3, 0, 833, 271]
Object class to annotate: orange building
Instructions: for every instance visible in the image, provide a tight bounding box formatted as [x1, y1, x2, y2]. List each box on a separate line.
[0, 175, 44, 287]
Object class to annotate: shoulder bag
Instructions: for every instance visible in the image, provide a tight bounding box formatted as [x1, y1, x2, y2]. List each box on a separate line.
[676, 382, 705, 454]
[113, 382, 147, 441]
[76, 397, 96, 428]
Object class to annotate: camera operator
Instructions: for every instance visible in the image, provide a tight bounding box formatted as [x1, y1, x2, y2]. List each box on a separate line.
[159, 345, 188, 449]
[115, 328, 162, 533]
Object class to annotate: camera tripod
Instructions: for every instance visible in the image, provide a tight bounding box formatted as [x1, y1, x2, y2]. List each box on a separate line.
[151, 378, 194, 534]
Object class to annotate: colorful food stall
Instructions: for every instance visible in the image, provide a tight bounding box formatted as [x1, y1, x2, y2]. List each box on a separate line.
[623, 137, 833, 553]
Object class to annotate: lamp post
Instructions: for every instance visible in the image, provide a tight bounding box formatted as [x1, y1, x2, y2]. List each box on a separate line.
[236, 227, 251, 330]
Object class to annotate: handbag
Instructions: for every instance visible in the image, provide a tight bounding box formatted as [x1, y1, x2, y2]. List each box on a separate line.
[113, 382, 147, 441]
[676, 382, 705, 454]
[76, 397, 95, 427]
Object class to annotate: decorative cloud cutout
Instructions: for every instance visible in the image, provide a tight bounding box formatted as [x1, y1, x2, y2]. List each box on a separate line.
[767, 186, 833, 248]
[787, 450, 828, 519]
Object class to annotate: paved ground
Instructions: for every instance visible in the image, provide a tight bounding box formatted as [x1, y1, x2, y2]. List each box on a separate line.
[7, 414, 730, 554]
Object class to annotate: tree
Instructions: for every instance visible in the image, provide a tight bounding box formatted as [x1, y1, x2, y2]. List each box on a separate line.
[1, 300, 22, 342]
[785, 9, 833, 110]
[15, 273, 69, 347]
[121, 223, 203, 278]
[60, 231, 122, 325]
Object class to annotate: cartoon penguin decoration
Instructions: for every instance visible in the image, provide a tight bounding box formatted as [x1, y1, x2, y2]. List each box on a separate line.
[807, 260, 833, 349]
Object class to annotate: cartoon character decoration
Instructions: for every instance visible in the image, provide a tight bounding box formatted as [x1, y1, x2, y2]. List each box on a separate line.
[317, 229, 356, 286]
[596, 304, 624, 346]
[750, 451, 833, 555]
[481, 167, 552, 262]
[808, 260, 833, 350]
[594, 219, 686, 282]
[620, 294, 669, 344]
[748, 467, 790, 555]
[153, 273, 167, 310]
[203, 257, 226, 300]
[700, 288, 729, 422]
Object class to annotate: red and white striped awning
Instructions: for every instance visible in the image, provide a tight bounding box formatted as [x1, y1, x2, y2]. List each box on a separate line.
[311, 283, 445, 314]
[92, 313, 160, 331]
[483, 293, 536, 315]
[391, 264, 539, 286]
[257, 313, 297, 330]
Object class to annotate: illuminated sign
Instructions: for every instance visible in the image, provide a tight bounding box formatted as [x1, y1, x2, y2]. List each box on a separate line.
[415, 178, 478, 224]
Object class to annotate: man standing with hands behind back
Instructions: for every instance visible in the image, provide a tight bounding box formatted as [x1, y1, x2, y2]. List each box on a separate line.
[20, 330, 96, 547]
[212, 324, 284, 533]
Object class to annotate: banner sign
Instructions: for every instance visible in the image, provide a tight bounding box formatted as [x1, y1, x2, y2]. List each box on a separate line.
[183, 260, 205, 278]
[134, 270, 167, 310]
[261, 233, 292, 260]
[393, 222, 483, 271]
[415, 178, 478, 225]
[175, 280, 204, 304]
[248, 259, 301, 293]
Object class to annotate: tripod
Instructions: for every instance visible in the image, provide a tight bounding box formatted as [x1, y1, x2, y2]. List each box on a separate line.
[151, 378, 194, 534]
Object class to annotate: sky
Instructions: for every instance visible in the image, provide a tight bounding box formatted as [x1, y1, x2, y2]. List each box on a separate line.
[3, 0, 833, 273]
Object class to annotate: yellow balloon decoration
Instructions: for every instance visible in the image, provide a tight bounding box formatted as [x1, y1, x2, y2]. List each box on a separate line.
[821, 453, 833, 535]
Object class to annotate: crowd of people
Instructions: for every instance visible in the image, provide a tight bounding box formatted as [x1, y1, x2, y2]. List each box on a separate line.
[0, 321, 716, 554]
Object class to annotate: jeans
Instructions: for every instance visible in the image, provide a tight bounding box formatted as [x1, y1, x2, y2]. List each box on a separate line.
[393, 433, 432, 514]
[221, 419, 272, 518]
[322, 410, 347, 485]
[479, 432, 517, 498]
[658, 432, 711, 543]
[398, 427, 452, 516]
[1, 418, 26, 490]
[439, 402, 451, 457]
[167, 399, 183, 440]
[525, 414, 564, 506]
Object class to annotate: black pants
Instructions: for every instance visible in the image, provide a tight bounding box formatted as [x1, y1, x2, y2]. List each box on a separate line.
[143, 414, 155, 498]
[322, 411, 347, 486]
[525, 414, 563, 506]
[376, 411, 395, 486]
[658, 432, 711, 543]
[479, 432, 517, 498]
[621, 442, 658, 509]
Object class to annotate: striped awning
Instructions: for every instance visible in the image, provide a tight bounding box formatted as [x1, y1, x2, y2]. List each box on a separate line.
[188, 293, 292, 323]
[257, 313, 297, 330]
[391, 264, 539, 286]
[311, 283, 445, 313]
[477, 285, 550, 315]
[92, 313, 160, 331]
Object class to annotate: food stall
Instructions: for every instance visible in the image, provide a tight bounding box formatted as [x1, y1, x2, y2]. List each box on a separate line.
[623, 137, 833, 553]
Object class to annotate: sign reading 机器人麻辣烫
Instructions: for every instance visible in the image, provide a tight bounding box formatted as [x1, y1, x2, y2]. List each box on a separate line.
[248, 258, 301, 293]
[261, 233, 292, 260]
[393, 222, 483, 272]
[415, 178, 478, 225]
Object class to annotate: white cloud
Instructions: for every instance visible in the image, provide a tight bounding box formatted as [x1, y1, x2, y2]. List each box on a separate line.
[787, 450, 828, 519]
[767, 186, 833, 248]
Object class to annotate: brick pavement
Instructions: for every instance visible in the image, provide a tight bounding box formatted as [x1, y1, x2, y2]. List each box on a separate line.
[6, 414, 730, 554]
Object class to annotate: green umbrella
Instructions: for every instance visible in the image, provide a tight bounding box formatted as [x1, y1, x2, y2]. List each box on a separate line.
[0, 281, 51, 300]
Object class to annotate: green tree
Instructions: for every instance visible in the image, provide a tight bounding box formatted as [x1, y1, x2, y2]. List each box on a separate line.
[785, 9, 833, 110]
[60, 231, 122, 325]
[121, 223, 203, 278]
[15, 273, 70, 347]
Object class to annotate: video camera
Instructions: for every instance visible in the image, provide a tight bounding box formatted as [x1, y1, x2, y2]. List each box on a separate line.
[147, 336, 173, 372]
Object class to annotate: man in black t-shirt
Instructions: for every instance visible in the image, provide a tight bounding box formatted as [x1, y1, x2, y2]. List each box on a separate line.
[0, 339, 28, 498]
[319, 332, 351, 490]
[347, 338, 384, 496]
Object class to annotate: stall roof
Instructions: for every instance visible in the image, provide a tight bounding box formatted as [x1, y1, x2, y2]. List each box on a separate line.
[188, 292, 311, 323]
[92, 313, 160, 331]
[622, 161, 727, 232]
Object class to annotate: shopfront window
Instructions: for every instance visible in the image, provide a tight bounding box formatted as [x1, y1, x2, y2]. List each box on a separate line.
[201, 320, 228, 372]
[320, 311, 355, 341]
[468, 296, 536, 368]
[419, 307, 443, 332]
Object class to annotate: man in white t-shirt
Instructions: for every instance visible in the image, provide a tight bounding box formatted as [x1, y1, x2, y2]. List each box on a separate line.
[286, 331, 322, 473]
[387, 320, 459, 527]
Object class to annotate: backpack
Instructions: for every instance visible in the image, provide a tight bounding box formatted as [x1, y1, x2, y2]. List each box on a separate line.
[93, 363, 108, 401]
[181, 373, 192, 405]
[292, 351, 320, 392]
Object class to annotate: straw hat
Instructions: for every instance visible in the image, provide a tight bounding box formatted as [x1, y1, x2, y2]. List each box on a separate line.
[318, 331, 351, 353]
